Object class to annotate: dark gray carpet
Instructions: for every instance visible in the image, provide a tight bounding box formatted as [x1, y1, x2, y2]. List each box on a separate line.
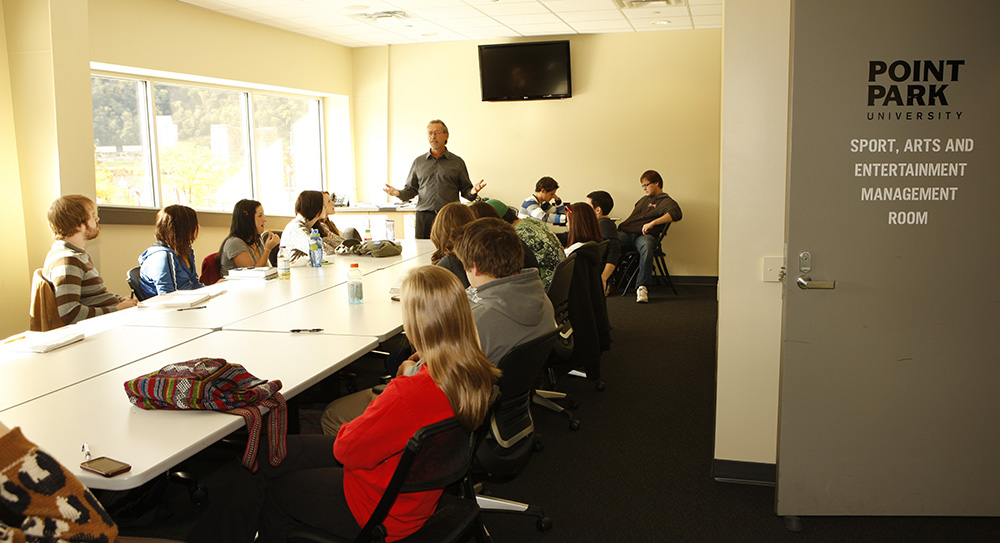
[118, 284, 1000, 542]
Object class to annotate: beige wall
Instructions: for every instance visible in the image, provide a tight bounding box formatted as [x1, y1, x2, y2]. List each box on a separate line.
[0, 0, 31, 337]
[354, 31, 721, 277]
[715, 0, 792, 464]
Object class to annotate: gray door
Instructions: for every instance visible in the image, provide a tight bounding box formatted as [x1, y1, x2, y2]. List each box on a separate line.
[777, 0, 1000, 515]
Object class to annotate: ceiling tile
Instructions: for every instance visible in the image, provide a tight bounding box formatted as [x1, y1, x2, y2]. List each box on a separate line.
[557, 10, 625, 23]
[477, 1, 550, 17]
[493, 13, 562, 25]
[542, 0, 615, 11]
[569, 19, 633, 32]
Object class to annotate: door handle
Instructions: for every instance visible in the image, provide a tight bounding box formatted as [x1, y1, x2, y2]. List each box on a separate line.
[796, 275, 835, 290]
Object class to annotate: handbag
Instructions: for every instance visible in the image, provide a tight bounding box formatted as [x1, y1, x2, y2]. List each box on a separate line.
[123, 357, 287, 472]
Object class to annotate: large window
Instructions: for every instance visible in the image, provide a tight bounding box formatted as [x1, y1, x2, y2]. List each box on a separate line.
[92, 74, 324, 216]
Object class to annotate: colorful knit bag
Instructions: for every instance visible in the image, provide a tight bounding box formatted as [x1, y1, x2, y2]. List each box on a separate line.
[123, 357, 287, 472]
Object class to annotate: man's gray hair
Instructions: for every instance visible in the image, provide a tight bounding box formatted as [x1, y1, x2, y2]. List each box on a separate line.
[428, 119, 449, 134]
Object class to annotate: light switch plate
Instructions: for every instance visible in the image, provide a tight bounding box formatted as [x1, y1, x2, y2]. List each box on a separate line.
[762, 257, 784, 282]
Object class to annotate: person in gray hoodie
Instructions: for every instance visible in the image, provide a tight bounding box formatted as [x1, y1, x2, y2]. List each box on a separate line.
[453, 217, 555, 365]
[320, 218, 555, 437]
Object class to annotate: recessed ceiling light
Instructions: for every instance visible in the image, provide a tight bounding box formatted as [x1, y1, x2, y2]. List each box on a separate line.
[344, 4, 370, 10]
[422, 32, 438, 37]
[652, 20, 671, 25]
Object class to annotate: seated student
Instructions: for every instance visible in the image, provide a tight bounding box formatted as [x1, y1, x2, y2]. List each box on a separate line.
[430, 202, 475, 264]
[563, 202, 603, 256]
[190, 266, 500, 543]
[218, 199, 281, 277]
[432, 203, 476, 286]
[321, 220, 553, 436]
[519, 176, 568, 226]
[282, 190, 330, 262]
[586, 190, 622, 293]
[448, 202, 538, 285]
[138, 205, 204, 298]
[316, 191, 360, 252]
[42, 195, 137, 325]
[617, 170, 683, 303]
[487, 199, 565, 290]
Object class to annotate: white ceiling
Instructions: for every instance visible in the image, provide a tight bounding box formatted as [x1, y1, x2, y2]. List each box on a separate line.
[175, 0, 722, 48]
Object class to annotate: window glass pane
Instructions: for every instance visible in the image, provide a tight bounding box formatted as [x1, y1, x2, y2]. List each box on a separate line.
[92, 76, 154, 207]
[253, 94, 323, 216]
[153, 83, 250, 211]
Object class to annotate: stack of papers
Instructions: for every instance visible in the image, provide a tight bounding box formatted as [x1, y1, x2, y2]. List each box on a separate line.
[139, 292, 213, 309]
[227, 267, 278, 280]
[3, 330, 85, 353]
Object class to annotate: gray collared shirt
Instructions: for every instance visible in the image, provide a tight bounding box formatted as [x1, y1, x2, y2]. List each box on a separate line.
[397, 149, 475, 212]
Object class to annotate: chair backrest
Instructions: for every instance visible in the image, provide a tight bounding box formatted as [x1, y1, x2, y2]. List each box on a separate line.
[476, 329, 559, 474]
[126, 266, 150, 301]
[268, 230, 282, 266]
[360, 418, 474, 541]
[200, 252, 222, 286]
[597, 238, 611, 262]
[545, 253, 576, 360]
[29, 269, 64, 332]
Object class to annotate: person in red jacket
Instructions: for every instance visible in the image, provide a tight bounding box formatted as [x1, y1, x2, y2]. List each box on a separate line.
[188, 266, 500, 543]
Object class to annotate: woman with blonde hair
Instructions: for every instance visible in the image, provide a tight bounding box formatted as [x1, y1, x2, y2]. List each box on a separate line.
[190, 266, 499, 543]
[429, 202, 475, 264]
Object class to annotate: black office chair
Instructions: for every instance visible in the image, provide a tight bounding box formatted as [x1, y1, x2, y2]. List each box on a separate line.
[531, 255, 580, 429]
[615, 223, 678, 296]
[474, 328, 559, 532]
[287, 418, 486, 543]
[268, 230, 283, 266]
[126, 266, 150, 301]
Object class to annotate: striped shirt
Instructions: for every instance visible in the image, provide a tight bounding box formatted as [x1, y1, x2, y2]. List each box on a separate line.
[42, 241, 120, 325]
[518, 194, 567, 225]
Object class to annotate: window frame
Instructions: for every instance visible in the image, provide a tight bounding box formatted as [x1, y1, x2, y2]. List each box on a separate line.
[91, 68, 328, 223]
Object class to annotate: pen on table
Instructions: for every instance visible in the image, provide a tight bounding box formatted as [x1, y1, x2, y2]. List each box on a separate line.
[3, 335, 25, 344]
[290, 328, 324, 333]
[82, 443, 91, 461]
[177, 306, 207, 311]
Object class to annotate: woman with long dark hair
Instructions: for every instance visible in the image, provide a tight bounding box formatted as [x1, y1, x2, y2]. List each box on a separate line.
[188, 266, 500, 542]
[564, 202, 602, 255]
[218, 199, 280, 277]
[138, 205, 205, 297]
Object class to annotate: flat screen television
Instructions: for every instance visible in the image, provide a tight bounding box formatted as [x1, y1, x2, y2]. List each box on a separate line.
[478, 40, 572, 102]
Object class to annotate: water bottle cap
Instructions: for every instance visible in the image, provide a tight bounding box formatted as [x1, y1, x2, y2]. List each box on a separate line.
[350, 263, 359, 268]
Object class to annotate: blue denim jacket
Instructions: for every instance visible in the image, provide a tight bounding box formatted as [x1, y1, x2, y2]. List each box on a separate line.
[138, 241, 204, 298]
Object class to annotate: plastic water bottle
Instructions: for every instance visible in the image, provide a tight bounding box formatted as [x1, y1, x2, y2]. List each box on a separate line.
[364, 226, 372, 242]
[277, 246, 290, 279]
[348, 263, 363, 304]
[309, 228, 323, 267]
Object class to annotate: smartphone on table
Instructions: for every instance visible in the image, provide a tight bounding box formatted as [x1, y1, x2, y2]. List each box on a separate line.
[80, 456, 131, 477]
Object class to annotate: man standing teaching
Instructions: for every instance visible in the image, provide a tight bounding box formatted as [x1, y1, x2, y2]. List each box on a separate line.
[384, 120, 486, 239]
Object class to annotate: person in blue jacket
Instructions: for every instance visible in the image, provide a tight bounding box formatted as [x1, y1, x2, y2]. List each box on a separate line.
[138, 205, 204, 297]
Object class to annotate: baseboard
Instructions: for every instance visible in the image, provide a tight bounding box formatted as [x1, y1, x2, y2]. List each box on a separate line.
[673, 275, 718, 286]
[712, 459, 776, 486]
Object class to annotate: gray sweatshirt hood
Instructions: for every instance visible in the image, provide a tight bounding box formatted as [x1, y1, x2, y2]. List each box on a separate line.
[466, 269, 547, 327]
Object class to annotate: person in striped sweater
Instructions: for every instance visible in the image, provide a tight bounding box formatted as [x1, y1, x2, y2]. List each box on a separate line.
[41, 195, 136, 325]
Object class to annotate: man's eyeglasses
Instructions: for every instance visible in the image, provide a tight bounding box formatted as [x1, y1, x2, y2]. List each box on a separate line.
[428, 130, 445, 136]
[641, 182, 653, 188]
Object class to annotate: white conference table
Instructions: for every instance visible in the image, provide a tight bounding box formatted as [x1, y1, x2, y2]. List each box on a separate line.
[0, 327, 211, 412]
[223, 255, 432, 342]
[0, 239, 434, 490]
[0, 331, 377, 490]
[117, 240, 435, 330]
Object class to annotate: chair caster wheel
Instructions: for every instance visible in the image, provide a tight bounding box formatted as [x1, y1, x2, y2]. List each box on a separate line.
[595, 381, 606, 392]
[537, 517, 552, 531]
[569, 400, 579, 409]
[190, 485, 208, 506]
[533, 440, 545, 452]
[569, 419, 580, 431]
